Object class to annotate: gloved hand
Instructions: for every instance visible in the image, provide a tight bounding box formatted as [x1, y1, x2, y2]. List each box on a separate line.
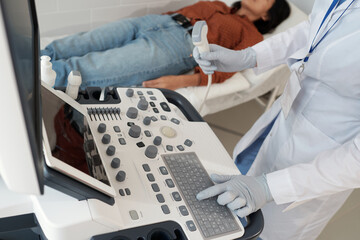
[196, 174, 273, 218]
[192, 44, 257, 74]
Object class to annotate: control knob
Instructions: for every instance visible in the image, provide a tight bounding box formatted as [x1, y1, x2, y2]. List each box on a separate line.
[126, 88, 134, 97]
[137, 99, 149, 111]
[102, 134, 111, 144]
[145, 145, 158, 159]
[126, 107, 138, 119]
[129, 125, 141, 138]
[106, 145, 116, 156]
[143, 116, 151, 126]
[116, 171, 126, 182]
[97, 123, 106, 133]
[111, 158, 121, 168]
[153, 136, 162, 146]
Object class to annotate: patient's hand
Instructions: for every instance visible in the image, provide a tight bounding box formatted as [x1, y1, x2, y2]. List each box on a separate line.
[142, 74, 201, 90]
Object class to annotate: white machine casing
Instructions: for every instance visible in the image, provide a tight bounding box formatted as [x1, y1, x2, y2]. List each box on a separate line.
[36, 84, 244, 240]
[0, 2, 42, 195]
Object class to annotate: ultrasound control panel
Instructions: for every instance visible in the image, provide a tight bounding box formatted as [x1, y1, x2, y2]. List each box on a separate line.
[42, 86, 245, 240]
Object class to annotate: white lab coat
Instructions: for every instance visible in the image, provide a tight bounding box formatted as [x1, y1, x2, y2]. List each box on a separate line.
[233, 0, 360, 239]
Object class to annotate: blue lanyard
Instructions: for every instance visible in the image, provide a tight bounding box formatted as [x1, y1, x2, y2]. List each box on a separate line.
[303, 0, 355, 63]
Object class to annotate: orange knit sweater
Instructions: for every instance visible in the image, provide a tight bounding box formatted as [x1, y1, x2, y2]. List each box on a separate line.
[167, 1, 263, 86]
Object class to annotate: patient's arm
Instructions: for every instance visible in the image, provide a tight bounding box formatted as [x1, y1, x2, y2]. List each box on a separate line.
[142, 74, 201, 90]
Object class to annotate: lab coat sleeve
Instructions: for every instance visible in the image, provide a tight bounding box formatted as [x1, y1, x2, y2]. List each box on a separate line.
[251, 20, 310, 74]
[266, 134, 360, 205]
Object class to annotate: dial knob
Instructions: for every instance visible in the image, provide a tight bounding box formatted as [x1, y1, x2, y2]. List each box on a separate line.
[126, 107, 138, 119]
[111, 158, 121, 169]
[137, 99, 149, 111]
[116, 171, 126, 182]
[106, 145, 116, 156]
[97, 123, 106, 133]
[102, 134, 111, 144]
[153, 136, 162, 146]
[143, 116, 151, 126]
[126, 88, 134, 97]
[129, 125, 141, 138]
[145, 145, 158, 159]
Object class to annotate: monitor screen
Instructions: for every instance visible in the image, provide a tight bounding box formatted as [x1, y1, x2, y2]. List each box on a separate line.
[41, 86, 111, 187]
[0, 0, 43, 190]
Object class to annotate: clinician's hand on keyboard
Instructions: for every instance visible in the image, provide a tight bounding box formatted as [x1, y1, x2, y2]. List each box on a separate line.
[196, 174, 273, 218]
[163, 153, 241, 238]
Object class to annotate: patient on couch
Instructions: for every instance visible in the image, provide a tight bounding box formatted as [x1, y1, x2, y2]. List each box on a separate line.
[41, 0, 290, 90]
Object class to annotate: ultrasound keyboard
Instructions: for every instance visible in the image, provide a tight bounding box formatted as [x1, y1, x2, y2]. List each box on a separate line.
[42, 85, 245, 240]
[163, 152, 240, 238]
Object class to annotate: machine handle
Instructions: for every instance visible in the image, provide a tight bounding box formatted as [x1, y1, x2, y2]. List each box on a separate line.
[159, 88, 204, 122]
[236, 210, 264, 240]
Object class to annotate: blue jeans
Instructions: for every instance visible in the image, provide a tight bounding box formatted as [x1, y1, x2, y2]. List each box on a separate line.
[42, 15, 197, 88]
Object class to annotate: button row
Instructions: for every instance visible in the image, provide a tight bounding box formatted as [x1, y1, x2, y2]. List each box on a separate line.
[141, 164, 190, 217]
[119, 188, 131, 196]
[88, 107, 120, 116]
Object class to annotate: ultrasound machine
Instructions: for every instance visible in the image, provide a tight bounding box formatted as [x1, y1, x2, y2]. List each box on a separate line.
[0, 0, 263, 239]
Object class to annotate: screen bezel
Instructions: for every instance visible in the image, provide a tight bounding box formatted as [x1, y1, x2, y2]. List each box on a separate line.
[41, 84, 115, 197]
[0, 0, 44, 193]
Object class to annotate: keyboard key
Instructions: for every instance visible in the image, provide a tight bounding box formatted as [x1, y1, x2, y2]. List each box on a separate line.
[184, 139, 193, 147]
[179, 205, 189, 216]
[172, 192, 182, 201]
[147, 173, 155, 182]
[177, 145, 184, 151]
[161, 205, 170, 214]
[186, 221, 197, 232]
[142, 164, 151, 172]
[144, 130, 152, 137]
[151, 183, 160, 192]
[165, 179, 175, 188]
[113, 126, 121, 132]
[156, 194, 165, 203]
[159, 166, 168, 175]
[125, 188, 131, 195]
[119, 189, 125, 196]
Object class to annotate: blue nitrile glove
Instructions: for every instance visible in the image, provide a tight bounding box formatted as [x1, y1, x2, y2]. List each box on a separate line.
[192, 44, 257, 74]
[196, 174, 273, 218]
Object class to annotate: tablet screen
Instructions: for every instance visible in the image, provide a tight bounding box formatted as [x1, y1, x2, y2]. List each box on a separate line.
[41, 86, 110, 187]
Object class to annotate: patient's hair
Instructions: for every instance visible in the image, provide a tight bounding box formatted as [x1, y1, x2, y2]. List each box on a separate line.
[231, 0, 291, 34]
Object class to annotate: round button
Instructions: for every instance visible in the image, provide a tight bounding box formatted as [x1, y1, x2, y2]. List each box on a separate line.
[129, 125, 141, 138]
[153, 136, 162, 146]
[143, 116, 151, 126]
[126, 88, 134, 97]
[126, 107, 138, 119]
[106, 145, 116, 156]
[102, 134, 111, 144]
[97, 123, 106, 133]
[145, 145, 158, 159]
[111, 158, 121, 168]
[161, 126, 177, 138]
[137, 99, 149, 111]
[116, 171, 126, 182]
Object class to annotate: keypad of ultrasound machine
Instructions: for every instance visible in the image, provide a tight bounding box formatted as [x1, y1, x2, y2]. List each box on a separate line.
[87, 88, 194, 214]
[84, 88, 243, 239]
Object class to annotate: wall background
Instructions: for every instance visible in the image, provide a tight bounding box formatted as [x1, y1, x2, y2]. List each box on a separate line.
[35, 0, 315, 37]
